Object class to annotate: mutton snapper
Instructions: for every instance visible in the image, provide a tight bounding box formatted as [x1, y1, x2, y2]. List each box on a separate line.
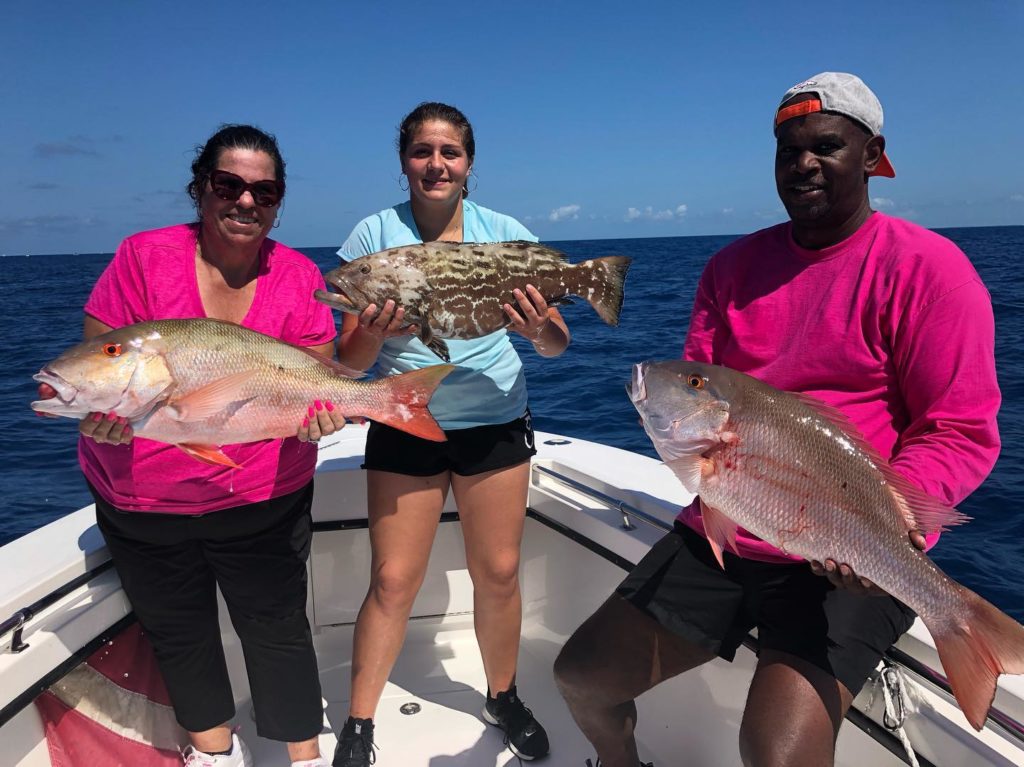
[628, 360, 1024, 731]
[31, 318, 453, 468]
[314, 241, 631, 361]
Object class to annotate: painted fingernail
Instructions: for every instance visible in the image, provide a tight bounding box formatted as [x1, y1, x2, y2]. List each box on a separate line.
[302, 417, 309, 428]
[93, 413, 103, 422]
[315, 400, 323, 410]
[325, 401, 334, 412]
[106, 412, 118, 422]
[124, 427, 132, 436]
[308, 406, 315, 418]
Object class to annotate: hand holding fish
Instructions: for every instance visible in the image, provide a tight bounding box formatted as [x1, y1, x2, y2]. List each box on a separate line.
[297, 400, 349, 443]
[503, 284, 570, 357]
[357, 300, 418, 342]
[810, 529, 928, 596]
[79, 411, 133, 446]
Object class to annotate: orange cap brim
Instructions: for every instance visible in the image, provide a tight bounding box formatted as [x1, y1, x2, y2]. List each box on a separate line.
[871, 152, 896, 178]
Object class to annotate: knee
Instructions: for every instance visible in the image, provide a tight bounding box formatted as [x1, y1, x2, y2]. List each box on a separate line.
[369, 565, 425, 611]
[468, 553, 521, 598]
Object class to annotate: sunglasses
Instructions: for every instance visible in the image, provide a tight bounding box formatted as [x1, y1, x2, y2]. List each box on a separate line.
[209, 169, 284, 207]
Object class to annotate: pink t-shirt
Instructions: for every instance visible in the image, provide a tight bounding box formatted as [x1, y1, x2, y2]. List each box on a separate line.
[80, 224, 337, 514]
[679, 212, 1001, 563]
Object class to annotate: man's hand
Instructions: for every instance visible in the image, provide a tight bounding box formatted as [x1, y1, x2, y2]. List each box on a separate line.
[810, 530, 927, 596]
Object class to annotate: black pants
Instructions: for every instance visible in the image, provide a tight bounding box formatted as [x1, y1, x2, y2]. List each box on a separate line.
[92, 482, 323, 742]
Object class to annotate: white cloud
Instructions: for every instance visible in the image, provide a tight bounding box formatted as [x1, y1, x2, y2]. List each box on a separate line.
[625, 204, 687, 222]
[721, 207, 734, 214]
[549, 204, 581, 222]
[871, 197, 895, 209]
[1011, 194, 1024, 203]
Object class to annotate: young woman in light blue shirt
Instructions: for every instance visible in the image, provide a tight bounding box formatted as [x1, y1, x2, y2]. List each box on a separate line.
[332, 102, 569, 766]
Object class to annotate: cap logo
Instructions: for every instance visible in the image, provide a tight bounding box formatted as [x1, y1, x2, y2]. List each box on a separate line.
[791, 79, 818, 90]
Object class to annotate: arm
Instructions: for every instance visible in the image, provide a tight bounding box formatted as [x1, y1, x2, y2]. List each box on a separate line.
[816, 279, 999, 594]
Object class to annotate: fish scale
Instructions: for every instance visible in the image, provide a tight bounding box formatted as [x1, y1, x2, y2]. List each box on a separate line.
[630, 360, 1024, 731]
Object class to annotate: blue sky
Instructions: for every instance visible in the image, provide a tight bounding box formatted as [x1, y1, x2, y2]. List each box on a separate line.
[3, 1, 1022, 255]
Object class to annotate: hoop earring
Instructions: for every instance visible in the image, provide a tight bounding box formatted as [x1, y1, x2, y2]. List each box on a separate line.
[273, 212, 282, 229]
[399, 173, 410, 192]
[466, 170, 478, 195]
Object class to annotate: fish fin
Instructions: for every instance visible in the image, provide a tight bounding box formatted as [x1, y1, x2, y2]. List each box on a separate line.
[297, 346, 366, 378]
[790, 392, 969, 533]
[580, 255, 632, 326]
[664, 455, 706, 494]
[425, 335, 451, 362]
[700, 498, 739, 570]
[366, 365, 455, 441]
[888, 475, 970, 533]
[165, 371, 259, 422]
[929, 587, 1024, 730]
[550, 296, 576, 306]
[176, 443, 243, 469]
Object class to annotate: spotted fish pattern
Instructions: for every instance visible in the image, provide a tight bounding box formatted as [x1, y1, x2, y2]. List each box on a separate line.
[316, 241, 631, 361]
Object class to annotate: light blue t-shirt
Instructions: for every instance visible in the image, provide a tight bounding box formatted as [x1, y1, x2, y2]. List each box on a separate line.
[337, 200, 537, 429]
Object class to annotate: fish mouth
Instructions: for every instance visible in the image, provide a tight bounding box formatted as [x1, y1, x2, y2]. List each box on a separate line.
[313, 287, 358, 313]
[31, 369, 84, 415]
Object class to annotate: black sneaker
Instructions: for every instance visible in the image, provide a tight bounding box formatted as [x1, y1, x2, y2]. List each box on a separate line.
[585, 760, 653, 766]
[482, 685, 550, 760]
[332, 717, 377, 767]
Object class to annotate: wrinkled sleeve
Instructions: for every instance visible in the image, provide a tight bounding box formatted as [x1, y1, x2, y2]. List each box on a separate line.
[504, 217, 539, 244]
[83, 237, 150, 328]
[683, 259, 725, 364]
[889, 278, 1001, 508]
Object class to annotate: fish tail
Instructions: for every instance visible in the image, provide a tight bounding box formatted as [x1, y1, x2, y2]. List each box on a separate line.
[580, 256, 632, 325]
[928, 587, 1024, 730]
[369, 365, 455, 442]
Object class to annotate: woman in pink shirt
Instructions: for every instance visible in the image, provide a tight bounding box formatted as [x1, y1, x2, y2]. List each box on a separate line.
[78, 125, 340, 767]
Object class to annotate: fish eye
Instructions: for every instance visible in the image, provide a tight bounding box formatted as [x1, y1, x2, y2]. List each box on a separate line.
[102, 343, 122, 357]
[686, 374, 705, 389]
[360, 264, 371, 274]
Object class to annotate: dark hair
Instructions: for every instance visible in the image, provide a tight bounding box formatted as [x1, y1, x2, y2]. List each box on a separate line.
[187, 124, 286, 214]
[397, 102, 475, 198]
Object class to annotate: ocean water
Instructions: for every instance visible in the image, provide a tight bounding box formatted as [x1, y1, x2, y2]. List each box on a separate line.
[3, 227, 1022, 620]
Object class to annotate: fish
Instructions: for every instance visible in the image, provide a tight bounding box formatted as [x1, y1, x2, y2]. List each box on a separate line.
[31, 318, 453, 467]
[314, 241, 631, 361]
[628, 360, 1024, 731]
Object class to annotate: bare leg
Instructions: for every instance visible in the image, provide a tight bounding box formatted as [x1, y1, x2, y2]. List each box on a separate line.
[348, 470, 450, 719]
[286, 737, 322, 761]
[189, 724, 232, 753]
[452, 462, 531, 694]
[739, 650, 854, 767]
[555, 594, 715, 767]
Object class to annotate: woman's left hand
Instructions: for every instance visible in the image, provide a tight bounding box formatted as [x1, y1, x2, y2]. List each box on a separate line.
[297, 400, 349, 443]
[504, 285, 550, 341]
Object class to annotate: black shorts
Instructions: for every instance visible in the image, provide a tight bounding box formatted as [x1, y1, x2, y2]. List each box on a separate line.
[617, 522, 916, 695]
[362, 410, 537, 477]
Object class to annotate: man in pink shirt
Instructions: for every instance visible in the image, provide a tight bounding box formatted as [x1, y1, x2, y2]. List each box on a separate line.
[555, 72, 1001, 767]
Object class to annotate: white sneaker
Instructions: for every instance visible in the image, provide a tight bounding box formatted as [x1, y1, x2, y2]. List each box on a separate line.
[290, 759, 331, 767]
[182, 734, 253, 766]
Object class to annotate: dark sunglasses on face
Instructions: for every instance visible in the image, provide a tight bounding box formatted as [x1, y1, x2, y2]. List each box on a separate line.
[209, 169, 284, 207]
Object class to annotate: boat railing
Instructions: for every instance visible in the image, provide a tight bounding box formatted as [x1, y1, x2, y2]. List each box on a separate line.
[531, 464, 674, 533]
[0, 560, 114, 654]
